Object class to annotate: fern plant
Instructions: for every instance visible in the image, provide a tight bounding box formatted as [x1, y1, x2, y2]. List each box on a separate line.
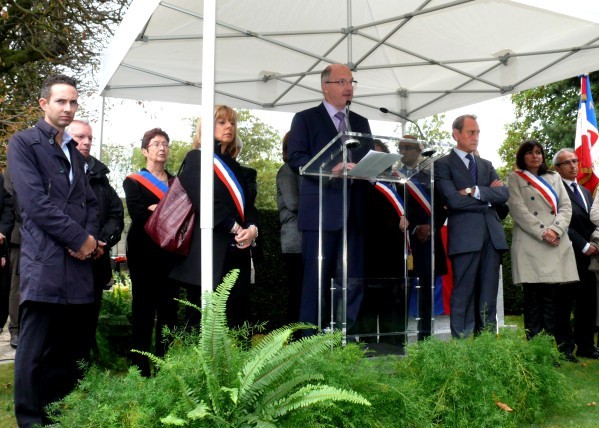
[153, 269, 370, 427]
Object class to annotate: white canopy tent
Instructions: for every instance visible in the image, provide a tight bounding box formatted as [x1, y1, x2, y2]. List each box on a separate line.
[98, 0, 599, 294]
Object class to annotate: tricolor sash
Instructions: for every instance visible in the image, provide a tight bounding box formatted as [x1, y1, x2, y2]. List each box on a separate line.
[406, 179, 432, 217]
[372, 180, 411, 253]
[514, 170, 559, 214]
[372, 181, 405, 217]
[127, 170, 169, 200]
[214, 154, 245, 222]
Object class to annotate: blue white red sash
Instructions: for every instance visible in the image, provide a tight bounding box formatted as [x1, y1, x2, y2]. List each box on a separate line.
[214, 154, 245, 222]
[372, 181, 405, 217]
[372, 181, 410, 252]
[514, 170, 559, 214]
[406, 179, 432, 217]
[127, 170, 169, 200]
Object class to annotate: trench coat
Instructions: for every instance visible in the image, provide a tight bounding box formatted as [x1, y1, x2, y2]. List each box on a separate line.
[507, 170, 578, 285]
[7, 119, 99, 304]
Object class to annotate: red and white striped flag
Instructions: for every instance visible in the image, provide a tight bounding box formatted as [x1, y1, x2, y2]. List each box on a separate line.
[575, 74, 599, 193]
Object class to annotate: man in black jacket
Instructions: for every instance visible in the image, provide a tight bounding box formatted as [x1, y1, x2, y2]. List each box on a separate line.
[68, 119, 124, 358]
[553, 148, 599, 361]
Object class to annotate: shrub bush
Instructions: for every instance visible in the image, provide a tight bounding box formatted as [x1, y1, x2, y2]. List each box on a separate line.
[52, 275, 569, 427]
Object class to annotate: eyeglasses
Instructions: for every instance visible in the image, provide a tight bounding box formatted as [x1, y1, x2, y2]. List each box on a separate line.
[325, 79, 358, 87]
[148, 141, 170, 149]
[462, 130, 480, 136]
[555, 159, 579, 167]
[73, 134, 93, 142]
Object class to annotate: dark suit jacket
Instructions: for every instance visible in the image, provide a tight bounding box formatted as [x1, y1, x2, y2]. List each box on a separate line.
[406, 168, 448, 276]
[287, 103, 372, 231]
[434, 150, 508, 256]
[564, 181, 594, 277]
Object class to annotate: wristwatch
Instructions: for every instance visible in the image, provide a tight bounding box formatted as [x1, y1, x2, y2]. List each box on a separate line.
[465, 187, 472, 197]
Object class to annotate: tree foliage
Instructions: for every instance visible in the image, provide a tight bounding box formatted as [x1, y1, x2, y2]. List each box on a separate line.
[497, 71, 599, 178]
[0, 0, 130, 164]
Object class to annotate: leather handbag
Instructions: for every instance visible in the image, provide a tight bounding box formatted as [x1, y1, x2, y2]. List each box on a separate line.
[144, 177, 196, 255]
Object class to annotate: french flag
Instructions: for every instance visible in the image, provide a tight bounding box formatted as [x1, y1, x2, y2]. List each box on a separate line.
[575, 74, 599, 193]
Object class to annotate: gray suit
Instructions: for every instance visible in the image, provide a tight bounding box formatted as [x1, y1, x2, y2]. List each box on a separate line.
[435, 149, 508, 337]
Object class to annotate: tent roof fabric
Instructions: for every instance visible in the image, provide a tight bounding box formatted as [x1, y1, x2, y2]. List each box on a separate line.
[99, 0, 599, 120]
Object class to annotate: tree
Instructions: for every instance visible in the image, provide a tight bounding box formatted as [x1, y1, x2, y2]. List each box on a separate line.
[497, 72, 599, 178]
[0, 0, 130, 165]
[236, 110, 283, 210]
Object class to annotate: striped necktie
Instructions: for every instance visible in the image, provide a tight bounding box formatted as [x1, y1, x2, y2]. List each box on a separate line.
[466, 153, 477, 185]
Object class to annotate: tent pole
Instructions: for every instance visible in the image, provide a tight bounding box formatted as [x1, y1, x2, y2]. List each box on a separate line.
[200, 0, 216, 299]
[98, 96, 105, 162]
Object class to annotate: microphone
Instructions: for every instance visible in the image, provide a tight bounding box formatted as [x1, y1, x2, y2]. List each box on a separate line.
[344, 100, 360, 149]
[421, 149, 436, 157]
[379, 107, 426, 142]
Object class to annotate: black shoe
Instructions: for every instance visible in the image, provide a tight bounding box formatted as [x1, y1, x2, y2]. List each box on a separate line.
[562, 352, 579, 363]
[577, 348, 599, 359]
[9, 333, 18, 349]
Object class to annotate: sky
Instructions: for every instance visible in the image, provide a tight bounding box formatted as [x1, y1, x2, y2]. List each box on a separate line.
[90, 94, 515, 168]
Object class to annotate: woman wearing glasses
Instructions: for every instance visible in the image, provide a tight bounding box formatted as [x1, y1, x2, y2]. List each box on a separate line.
[507, 140, 577, 354]
[123, 128, 180, 377]
[170, 106, 259, 329]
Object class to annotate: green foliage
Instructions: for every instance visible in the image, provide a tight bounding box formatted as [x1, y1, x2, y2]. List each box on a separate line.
[0, 0, 131, 165]
[419, 114, 452, 144]
[53, 270, 370, 427]
[236, 110, 283, 211]
[129, 140, 193, 176]
[250, 209, 288, 327]
[498, 71, 599, 176]
[95, 272, 133, 370]
[282, 330, 570, 428]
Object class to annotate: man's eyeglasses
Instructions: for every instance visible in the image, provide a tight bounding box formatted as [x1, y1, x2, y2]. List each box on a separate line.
[325, 79, 357, 87]
[148, 141, 170, 149]
[555, 159, 579, 167]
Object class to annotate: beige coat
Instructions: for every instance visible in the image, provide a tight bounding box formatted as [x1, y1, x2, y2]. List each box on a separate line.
[507, 170, 578, 284]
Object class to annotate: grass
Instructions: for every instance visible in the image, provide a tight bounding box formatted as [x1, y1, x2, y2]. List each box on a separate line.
[0, 363, 15, 428]
[1, 319, 599, 427]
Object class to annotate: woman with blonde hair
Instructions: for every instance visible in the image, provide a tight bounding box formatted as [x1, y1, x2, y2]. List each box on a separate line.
[170, 105, 259, 327]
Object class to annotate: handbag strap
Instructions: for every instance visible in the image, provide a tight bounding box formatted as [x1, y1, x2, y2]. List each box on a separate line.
[127, 170, 169, 200]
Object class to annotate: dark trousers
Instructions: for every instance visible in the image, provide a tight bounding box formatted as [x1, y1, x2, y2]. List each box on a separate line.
[300, 229, 364, 330]
[130, 269, 179, 377]
[523, 283, 557, 340]
[0, 259, 9, 329]
[14, 301, 94, 427]
[449, 229, 501, 338]
[554, 272, 597, 354]
[221, 247, 251, 328]
[8, 245, 20, 336]
[283, 253, 303, 325]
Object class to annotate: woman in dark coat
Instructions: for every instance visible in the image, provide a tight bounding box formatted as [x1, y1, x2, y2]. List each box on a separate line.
[170, 105, 259, 328]
[123, 128, 180, 377]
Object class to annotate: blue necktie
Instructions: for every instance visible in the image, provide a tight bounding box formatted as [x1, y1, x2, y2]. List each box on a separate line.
[466, 153, 477, 185]
[571, 182, 587, 212]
